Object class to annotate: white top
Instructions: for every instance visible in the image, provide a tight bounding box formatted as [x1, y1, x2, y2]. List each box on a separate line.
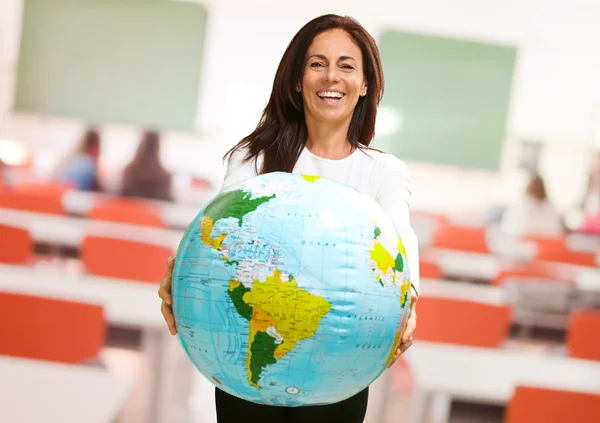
[501, 196, 564, 237]
[219, 145, 421, 295]
[0, 355, 132, 423]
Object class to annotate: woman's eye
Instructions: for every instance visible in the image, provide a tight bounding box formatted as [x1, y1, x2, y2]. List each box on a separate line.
[341, 64, 354, 70]
[310, 62, 325, 68]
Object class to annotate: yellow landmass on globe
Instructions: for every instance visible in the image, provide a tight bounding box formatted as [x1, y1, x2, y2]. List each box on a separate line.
[232, 269, 331, 388]
[385, 329, 403, 366]
[370, 241, 397, 284]
[385, 281, 412, 365]
[245, 305, 277, 387]
[200, 216, 227, 249]
[301, 175, 321, 183]
[397, 238, 407, 258]
[400, 279, 412, 307]
[245, 269, 331, 359]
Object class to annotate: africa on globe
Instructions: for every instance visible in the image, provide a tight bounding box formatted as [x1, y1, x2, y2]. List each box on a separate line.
[172, 172, 412, 406]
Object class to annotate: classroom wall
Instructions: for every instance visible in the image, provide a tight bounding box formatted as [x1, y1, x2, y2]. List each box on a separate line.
[1, 0, 599, 213]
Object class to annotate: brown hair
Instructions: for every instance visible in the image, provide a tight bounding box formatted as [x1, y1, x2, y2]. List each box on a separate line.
[78, 128, 101, 157]
[526, 174, 548, 202]
[121, 130, 173, 201]
[225, 14, 384, 174]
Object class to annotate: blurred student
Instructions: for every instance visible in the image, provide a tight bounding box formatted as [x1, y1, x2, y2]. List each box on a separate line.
[0, 158, 5, 185]
[120, 130, 173, 202]
[580, 152, 600, 234]
[501, 173, 564, 237]
[54, 128, 102, 191]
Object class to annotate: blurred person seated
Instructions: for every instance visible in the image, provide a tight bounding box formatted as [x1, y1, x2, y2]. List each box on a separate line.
[54, 128, 102, 191]
[501, 173, 564, 237]
[0, 158, 6, 186]
[120, 130, 173, 202]
[579, 152, 600, 234]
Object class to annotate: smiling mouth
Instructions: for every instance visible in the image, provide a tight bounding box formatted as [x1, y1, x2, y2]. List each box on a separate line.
[317, 91, 345, 101]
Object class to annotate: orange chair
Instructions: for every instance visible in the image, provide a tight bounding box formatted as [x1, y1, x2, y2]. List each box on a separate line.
[13, 181, 73, 194]
[491, 262, 570, 287]
[0, 292, 106, 363]
[524, 234, 567, 251]
[415, 297, 512, 347]
[0, 188, 65, 215]
[419, 260, 443, 279]
[505, 385, 600, 423]
[0, 224, 32, 264]
[430, 224, 490, 254]
[567, 309, 600, 361]
[89, 197, 164, 227]
[82, 235, 174, 282]
[525, 235, 598, 267]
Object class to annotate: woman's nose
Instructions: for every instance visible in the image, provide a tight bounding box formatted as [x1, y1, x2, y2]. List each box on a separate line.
[326, 65, 341, 83]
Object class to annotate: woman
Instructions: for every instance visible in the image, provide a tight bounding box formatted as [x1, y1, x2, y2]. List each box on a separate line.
[501, 173, 564, 237]
[120, 130, 173, 202]
[54, 128, 102, 191]
[159, 14, 419, 423]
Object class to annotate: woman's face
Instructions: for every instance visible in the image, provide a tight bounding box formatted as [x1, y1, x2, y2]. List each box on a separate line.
[300, 29, 367, 127]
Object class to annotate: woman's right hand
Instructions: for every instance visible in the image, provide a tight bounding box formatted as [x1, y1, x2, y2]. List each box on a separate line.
[158, 256, 177, 335]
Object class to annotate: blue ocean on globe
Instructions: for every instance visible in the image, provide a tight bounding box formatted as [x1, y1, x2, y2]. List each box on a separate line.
[172, 171, 412, 406]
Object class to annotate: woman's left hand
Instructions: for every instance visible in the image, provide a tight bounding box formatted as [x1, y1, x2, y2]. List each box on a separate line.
[387, 293, 417, 368]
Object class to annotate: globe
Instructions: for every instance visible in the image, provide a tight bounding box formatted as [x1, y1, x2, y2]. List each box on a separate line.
[172, 171, 412, 406]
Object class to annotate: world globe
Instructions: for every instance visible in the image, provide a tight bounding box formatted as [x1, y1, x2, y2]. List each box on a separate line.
[172, 171, 412, 406]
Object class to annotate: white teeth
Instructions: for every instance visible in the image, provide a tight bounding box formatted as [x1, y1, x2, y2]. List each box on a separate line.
[318, 91, 344, 99]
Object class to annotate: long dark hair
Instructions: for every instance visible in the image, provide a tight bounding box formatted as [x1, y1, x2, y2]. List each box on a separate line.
[121, 130, 173, 201]
[225, 14, 384, 174]
[526, 174, 548, 203]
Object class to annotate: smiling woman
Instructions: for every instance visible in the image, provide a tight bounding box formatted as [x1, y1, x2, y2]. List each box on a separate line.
[225, 14, 384, 172]
[302, 29, 368, 144]
[157, 14, 420, 423]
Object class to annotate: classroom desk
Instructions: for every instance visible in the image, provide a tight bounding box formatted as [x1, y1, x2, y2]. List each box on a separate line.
[403, 341, 600, 423]
[0, 355, 132, 423]
[419, 279, 508, 305]
[62, 190, 205, 229]
[0, 264, 182, 423]
[425, 247, 600, 293]
[0, 208, 182, 250]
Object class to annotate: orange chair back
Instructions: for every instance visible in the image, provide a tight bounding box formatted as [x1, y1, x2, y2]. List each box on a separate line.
[526, 235, 597, 267]
[0, 188, 65, 214]
[491, 262, 570, 287]
[0, 292, 106, 363]
[419, 260, 443, 279]
[82, 235, 173, 282]
[415, 297, 512, 347]
[431, 224, 489, 254]
[13, 182, 73, 194]
[89, 197, 164, 227]
[567, 309, 600, 361]
[0, 225, 32, 264]
[524, 235, 566, 251]
[505, 386, 600, 423]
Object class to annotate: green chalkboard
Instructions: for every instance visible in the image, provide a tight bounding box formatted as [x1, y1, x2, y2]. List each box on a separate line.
[373, 30, 517, 171]
[14, 0, 208, 131]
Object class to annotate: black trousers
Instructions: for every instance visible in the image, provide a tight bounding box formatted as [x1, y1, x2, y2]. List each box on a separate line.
[215, 387, 369, 423]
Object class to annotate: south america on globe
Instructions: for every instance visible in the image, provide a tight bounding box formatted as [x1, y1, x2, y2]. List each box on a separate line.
[172, 171, 412, 406]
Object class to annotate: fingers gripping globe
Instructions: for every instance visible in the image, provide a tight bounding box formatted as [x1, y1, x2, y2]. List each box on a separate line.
[172, 172, 412, 406]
